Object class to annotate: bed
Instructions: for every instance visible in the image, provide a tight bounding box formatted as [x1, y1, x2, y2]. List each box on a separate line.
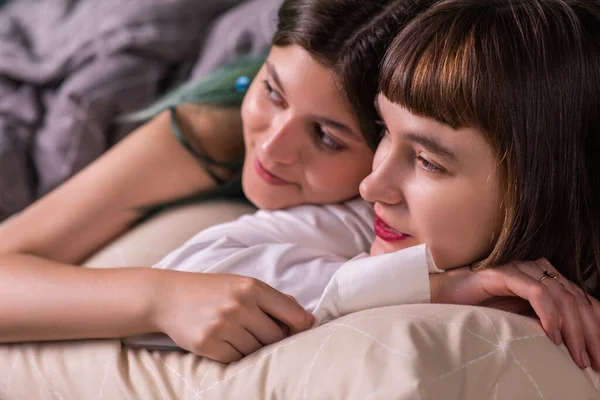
[1, 201, 598, 400]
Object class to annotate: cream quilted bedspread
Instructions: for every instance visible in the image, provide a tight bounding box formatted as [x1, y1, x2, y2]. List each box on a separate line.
[1, 304, 599, 399]
[1, 202, 598, 399]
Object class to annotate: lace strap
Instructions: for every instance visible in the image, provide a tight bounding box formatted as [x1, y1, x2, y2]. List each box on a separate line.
[169, 107, 243, 185]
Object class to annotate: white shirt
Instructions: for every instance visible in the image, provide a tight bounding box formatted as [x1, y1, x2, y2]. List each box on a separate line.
[154, 198, 442, 325]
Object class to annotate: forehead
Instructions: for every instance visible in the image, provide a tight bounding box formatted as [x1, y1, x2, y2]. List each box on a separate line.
[377, 94, 495, 164]
[267, 45, 358, 123]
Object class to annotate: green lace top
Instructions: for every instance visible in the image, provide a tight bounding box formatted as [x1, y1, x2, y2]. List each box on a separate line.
[129, 55, 266, 222]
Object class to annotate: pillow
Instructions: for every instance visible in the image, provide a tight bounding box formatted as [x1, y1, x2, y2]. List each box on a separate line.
[0, 305, 597, 399]
[84, 200, 256, 268]
[1, 201, 595, 399]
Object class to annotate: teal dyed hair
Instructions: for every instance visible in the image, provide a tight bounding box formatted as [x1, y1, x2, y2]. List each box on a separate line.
[128, 55, 266, 218]
[123, 55, 266, 122]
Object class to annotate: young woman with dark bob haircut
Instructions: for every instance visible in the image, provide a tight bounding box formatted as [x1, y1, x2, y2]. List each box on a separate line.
[362, 0, 600, 370]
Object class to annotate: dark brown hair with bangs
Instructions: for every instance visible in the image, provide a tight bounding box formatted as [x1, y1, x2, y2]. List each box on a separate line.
[272, 0, 435, 150]
[380, 0, 600, 294]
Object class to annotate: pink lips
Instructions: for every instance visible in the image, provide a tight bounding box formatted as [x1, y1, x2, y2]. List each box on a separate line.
[374, 216, 410, 242]
[254, 159, 292, 185]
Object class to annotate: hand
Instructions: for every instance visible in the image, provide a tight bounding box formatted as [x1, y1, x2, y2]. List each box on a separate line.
[150, 272, 315, 363]
[431, 259, 600, 370]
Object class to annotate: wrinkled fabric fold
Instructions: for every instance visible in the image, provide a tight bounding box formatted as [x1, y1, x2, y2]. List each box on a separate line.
[0, 0, 244, 215]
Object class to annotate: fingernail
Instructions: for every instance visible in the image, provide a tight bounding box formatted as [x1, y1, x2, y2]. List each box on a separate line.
[553, 330, 563, 346]
[581, 351, 591, 369]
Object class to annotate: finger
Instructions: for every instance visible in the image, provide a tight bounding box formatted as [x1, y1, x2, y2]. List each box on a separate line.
[572, 284, 600, 318]
[480, 296, 532, 314]
[534, 258, 600, 318]
[549, 270, 600, 370]
[543, 281, 587, 368]
[537, 260, 598, 311]
[224, 327, 264, 357]
[573, 289, 600, 318]
[285, 294, 302, 327]
[527, 260, 588, 368]
[256, 285, 315, 334]
[242, 306, 288, 345]
[272, 316, 291, 337]
[557, 287, 598, 369]
[579, 301, 600, 370]
[192, 340, 242, 364]
[534, 258, 580, 297]
[533, 259, 600, 369]
[487, 265, 560, 343]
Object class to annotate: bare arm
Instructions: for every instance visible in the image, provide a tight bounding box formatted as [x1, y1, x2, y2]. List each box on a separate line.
[0, 104, 315, 361]
[0, 107, 215, 341]
[0, 255, 160, 342]
[0, 104, 243, 264]
[0, 254, 312, 363]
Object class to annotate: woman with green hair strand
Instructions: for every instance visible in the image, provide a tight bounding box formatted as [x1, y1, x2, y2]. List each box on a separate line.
[0, 0, 430, 360]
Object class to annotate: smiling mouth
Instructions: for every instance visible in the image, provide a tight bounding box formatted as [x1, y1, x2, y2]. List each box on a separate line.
[254, 159, 292, 185]
[374, 215, 411, 242]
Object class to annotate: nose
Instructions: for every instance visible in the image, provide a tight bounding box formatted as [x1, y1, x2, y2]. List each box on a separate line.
[259, 116, 304, 165]
[359, 149, 405, 205]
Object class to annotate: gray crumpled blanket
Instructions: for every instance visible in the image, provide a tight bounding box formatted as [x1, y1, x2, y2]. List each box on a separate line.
[0, 0, 243, 216]
[188, 0, 281, 79]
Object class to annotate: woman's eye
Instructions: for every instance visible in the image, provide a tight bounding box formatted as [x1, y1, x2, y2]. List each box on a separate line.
[417, 155, 443, 173]
[375, 120, 388, 140]
[379, 128, 390, 141]
[262, 80, 284, 105]
[314, 125, 345, 151]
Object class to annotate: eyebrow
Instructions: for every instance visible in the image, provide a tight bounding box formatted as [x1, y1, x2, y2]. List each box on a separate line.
[404, 133, 458, 161]
[265, 62, 286, 95]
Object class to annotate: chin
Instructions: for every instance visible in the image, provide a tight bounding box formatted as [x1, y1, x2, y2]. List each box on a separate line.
[242, 171, 304, 211]
[250, 198, 281, 210]
[241, 179, 283, 210]
[243, 185, 274, 209]
[369, 239, 386, 256]
[369, 237, 417, 256]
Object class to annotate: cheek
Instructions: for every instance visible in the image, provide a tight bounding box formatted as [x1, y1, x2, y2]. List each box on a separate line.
[241, 85, 269, 140]
[290, 151, 373, 205]
[308, 153, 373, 192]
[413, 180, 503, 269]
[241, 162, 300, 210]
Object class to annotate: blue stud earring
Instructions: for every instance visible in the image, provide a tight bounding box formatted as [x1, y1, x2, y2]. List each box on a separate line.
[235, 76, 251, 93]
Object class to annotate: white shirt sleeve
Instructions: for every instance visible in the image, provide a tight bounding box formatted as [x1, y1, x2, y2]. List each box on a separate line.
[154, 199, 376, 311]
[127, 243, 441, 351]
[154, 198, 375, 270]
[153, 198, 441, 316]
[311, 244, 443, 326]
